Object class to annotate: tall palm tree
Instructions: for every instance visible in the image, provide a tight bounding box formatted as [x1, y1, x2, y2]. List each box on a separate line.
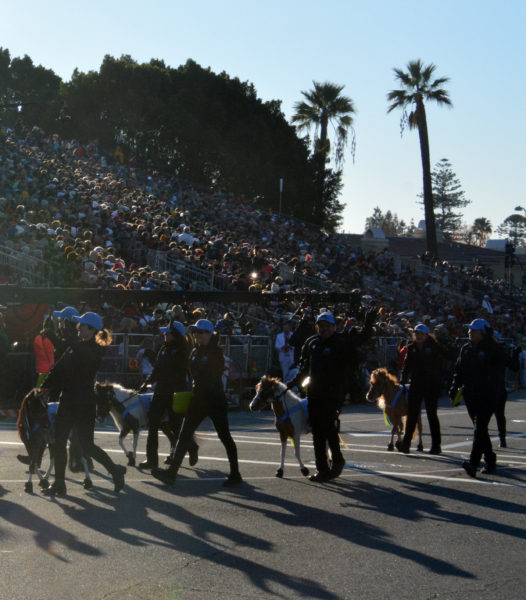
[387, 60, 452, 258]
[472, 217, 492, 247]
[292, 81, 355, 167]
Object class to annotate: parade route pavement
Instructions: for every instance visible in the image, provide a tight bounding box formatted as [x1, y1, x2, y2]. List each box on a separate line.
[1, 393, 525, 600]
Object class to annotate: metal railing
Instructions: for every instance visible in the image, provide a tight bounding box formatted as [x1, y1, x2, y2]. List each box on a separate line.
[0, 243, 56, 285]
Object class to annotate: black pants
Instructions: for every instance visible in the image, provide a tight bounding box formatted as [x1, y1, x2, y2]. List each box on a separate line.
[308, 397, 343, 475]
[146, 392, 198, 466]
[465, 398, 496, 468]
[54, 402, 115, 483]
[494, 389, 507, 440]
[167, 397, 239, 478]
[402, 385, 441, 450]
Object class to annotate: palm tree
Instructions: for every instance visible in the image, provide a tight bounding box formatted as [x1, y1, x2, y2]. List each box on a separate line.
[292, 81, 355, 167]
[471, 217, 492, 247]
[387, 60, 452, 258]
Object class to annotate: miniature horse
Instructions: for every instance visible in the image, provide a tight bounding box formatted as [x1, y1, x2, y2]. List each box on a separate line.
[250, 376, 310, 478]
[17, 389, 92, 493]
[366, 368, 423, 452]
[94, 382, 178, 467]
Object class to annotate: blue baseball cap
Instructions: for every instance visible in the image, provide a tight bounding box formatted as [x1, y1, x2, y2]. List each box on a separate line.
[72, 312, 103, 331]
[53, 306, 80, 322]
[414, 323, 430, 334]
[160, 320, 186, 337]
[316, 312, 336, 325]
[466, 318, 491, 331]
[193, 318, 214, 333]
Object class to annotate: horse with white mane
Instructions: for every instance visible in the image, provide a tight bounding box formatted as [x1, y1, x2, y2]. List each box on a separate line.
[250, 376, 311, 478]
[94, 382, 179, 466]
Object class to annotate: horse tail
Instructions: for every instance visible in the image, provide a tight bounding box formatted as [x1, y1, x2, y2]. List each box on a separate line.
[16, 396, 29, 439]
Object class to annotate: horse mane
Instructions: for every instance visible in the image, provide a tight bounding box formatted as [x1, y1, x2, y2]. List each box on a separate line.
[372, 368, 399, 386]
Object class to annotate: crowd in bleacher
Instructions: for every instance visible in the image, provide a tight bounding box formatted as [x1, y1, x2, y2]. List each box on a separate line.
[2, 123, 526, 357]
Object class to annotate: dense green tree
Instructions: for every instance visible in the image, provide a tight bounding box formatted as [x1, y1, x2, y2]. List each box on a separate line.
[387, 60, 452, 258]
[365, 206, 407, 236]
[0, 47, 61, 130]
[497, 214, 526, 248]
[421, 158, 470, 238]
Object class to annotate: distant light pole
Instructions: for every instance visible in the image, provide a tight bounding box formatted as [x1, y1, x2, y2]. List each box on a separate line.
[279, 178, 284, 215]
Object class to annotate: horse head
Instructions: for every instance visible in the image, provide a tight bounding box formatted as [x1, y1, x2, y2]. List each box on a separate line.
[250, 376, 280, 412]
[17, 388, 49, 438]
[366, 369, 390, 404]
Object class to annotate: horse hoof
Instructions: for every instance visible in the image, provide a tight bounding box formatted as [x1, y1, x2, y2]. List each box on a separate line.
[301, 467, 310, 477]
[127, 456, 135, 467]
[25, 482, 33, 494]
[275, 468, 284, 478]
[417, 444, 424, 452]
[387, 443, 394, 451]
[39, 479, 50, 489]
[83, 478, 93, 490]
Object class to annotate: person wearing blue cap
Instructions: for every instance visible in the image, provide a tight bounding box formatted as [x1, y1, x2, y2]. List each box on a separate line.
[449, 318, 507, 478]
[153, 319, 242, 487]
[41, 312, 126, 496]
[397, 323, 455, 455]
[52, 306, 80, 358]
[138, 321, 198, 470]
[286, 310, 375, 482]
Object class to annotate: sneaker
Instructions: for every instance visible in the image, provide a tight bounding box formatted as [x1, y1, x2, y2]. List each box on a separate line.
[308, 471, 330, 483]
[189, 446, 199, 467]
[42, 481, 67, 496]
[482, 464, 497, 475]
[112, 465, 126, 494]
[329, 459, 345, 479]
[152, 468, 176, 486]
[396, 441, 410, 454]
[139, 460, 157, 470]
[462, 461, 477, 478]
[428, 447, 442, 455]
[223, 473, 243, 487]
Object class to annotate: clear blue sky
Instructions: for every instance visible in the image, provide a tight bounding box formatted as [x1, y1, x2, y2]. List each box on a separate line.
[2, 0, 525, 236]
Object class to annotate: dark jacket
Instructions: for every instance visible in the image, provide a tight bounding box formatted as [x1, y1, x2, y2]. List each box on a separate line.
[148, 337, 190, 395]
[401, 337, 452, 389]
[42, 338, 103, 405]
[291, 332, 361, 399]
[451, 336, 507, 406]
[189, 334, 225, 401]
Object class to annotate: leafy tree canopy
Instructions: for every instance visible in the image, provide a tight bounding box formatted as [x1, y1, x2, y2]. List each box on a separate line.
[1, 49, 345, 229]
[420, 158, 470, 238]
[364, 206, 407, 236]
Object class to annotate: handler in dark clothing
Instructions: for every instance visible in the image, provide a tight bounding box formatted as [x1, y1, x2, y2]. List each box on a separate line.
[138, 320, 198, 469]
[449, 318, 507, 478]
[41, 312, 126, 496]
[152, 319, 242, 487]
[51, 305, 89, 472]
[398, 323, 454, 455]
[287, 311, 368, 482]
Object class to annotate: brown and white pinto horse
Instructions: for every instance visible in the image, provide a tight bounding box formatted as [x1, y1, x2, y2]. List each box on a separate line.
[366, 368, 423, 452]
[250, 376, 310, 478]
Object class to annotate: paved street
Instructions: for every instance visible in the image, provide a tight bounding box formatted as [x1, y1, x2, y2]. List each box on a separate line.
[1, 394, 525, 600]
